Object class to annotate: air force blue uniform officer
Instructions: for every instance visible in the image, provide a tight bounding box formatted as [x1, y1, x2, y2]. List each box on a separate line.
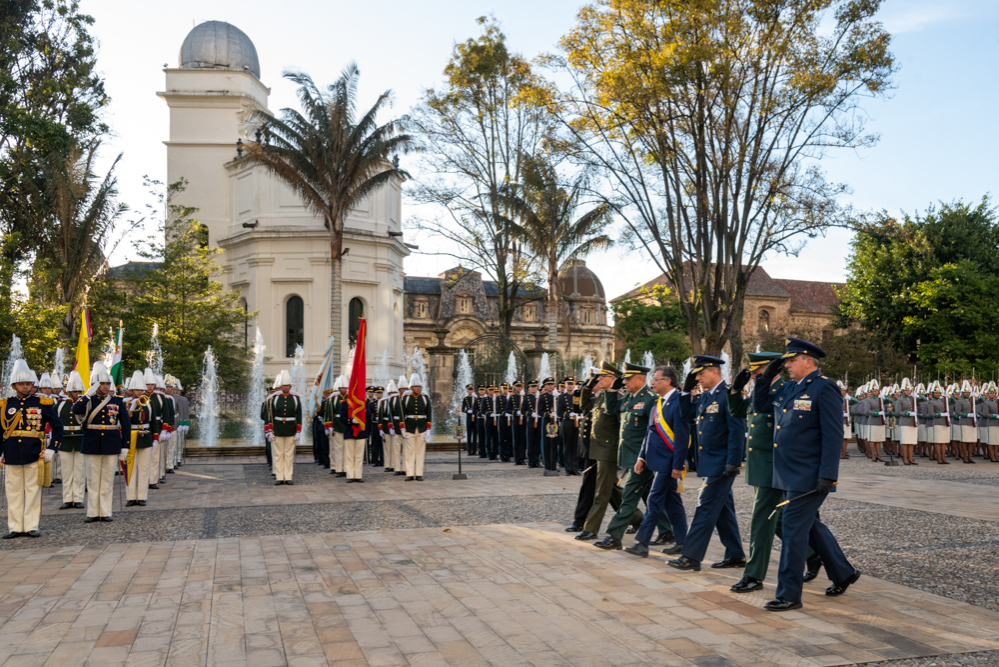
[752, 337, 860, 611]
[668, 355, 747, 571]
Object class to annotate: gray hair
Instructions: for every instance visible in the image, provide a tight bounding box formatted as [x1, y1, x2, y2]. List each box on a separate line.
[654, 366, 679, 389]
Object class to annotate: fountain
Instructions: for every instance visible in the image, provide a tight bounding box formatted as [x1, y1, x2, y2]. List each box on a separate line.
[374, 350, 390, 389]
[147, 323, 163, 377]
[244, 328, 266, 447]
[536, 352, 551, 384]
[100, 327, 115, 368]
[623, 348, 632, 368]
[1, 335, 24, 399]
[291, 344, 310, 444]
[52, 347, 65, 385]
[449, 349, 474, 438]
[505, 352, 518, 386]
[197, 346, 220, 447]
[579, 353, 593, 380]
[720, 350, 732, 383]
[642, 350, 655, 383]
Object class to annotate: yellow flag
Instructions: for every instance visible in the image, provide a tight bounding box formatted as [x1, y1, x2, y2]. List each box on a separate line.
[74, 307, 91, 387]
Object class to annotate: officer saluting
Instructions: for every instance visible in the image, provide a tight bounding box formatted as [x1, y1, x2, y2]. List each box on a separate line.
[0, 360, 62, 538]
[753, 337, 860, 611]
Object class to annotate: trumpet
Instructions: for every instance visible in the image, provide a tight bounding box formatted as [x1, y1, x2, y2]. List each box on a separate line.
[132, 395, 150, 409]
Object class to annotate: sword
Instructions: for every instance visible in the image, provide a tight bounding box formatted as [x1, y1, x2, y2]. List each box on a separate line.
[768, 482, 839, 519]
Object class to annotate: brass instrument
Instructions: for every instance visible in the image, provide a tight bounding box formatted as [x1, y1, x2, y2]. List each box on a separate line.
[137, 395, 150, 407]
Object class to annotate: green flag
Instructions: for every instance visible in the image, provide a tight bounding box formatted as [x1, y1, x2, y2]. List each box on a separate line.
[110, 321, 124, 388]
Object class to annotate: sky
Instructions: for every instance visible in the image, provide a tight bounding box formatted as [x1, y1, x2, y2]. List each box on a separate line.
[85, 0, 999, 302]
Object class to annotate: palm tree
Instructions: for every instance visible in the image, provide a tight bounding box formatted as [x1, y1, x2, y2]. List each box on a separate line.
[502, 157, 612, 358]
[244, 64, 411, 372]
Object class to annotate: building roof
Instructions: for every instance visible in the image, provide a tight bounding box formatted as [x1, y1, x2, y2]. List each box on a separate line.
[403, 277, 441, 294]
[180, 21, 260, 79]
[772, 279, 844, 314]
[107, 261, 162, 279]
[557, 260, 605, 299]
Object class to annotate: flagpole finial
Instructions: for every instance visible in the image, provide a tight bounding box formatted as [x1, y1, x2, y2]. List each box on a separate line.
[119, 320, 123, 328]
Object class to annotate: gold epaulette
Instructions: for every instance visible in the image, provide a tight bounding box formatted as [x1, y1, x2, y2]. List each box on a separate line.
[39, 397, 54, 405]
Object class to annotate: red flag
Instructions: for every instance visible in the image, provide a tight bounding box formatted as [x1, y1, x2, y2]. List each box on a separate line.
[347, 318, 367, 437]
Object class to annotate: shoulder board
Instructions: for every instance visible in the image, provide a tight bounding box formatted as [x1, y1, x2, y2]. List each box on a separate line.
[39, 397, 54, 405]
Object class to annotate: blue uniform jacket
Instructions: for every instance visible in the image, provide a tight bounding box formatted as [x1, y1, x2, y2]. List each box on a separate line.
[637, 390, 691, 473]
[0, 395, 63, 465]
[692, 381, 745, 478]
[72, 393, 133, 455]
[753, 368, 842, 493]
[340, 400, 370, 439]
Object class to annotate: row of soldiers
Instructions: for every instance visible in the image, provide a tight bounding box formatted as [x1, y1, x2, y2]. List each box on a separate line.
[849, 378, 999, 465]
[0, 359, 190, 536]
[262, 372, 433, 484]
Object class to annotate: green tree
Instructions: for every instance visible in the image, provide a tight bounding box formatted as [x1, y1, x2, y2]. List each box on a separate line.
[244, 66, 410, 374]
[532, 0, 896, 364]
[611, 285, 690, 365]
[500, 156, 612, 355]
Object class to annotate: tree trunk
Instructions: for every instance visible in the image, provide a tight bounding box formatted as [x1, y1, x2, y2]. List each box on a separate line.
[330, 234, 343, 375]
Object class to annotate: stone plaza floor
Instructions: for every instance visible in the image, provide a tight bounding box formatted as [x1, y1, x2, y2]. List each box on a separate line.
[1, 452, 999, 666]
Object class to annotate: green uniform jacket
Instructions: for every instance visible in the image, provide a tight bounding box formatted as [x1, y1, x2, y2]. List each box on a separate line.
[728, 377, 785, 488]
[128, 400, 154, 449]
[379, 396, 402, 432]
[581, 385, 621, 462]
[327, 394, 347, 434]
[57, 398, 83, 452]
[401, 394, 433, 434]
[616, 386, 657, 470]
[153, 393, 175, 434]
[146, 392, 163, 439]
[266, 394, 302, 437]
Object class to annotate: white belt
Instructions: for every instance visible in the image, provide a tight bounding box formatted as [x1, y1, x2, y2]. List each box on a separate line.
[275, 417, 297, 421]
[411, 414, 427, 418]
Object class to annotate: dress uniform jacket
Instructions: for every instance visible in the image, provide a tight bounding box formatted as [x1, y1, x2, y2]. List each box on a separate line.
[953, 397, 974, 426]
[73, 393, 131, 454]
[379, 395, 403, 432]
[128, 400, 154, 448]
[617, 386, 657, 471]
[580, 386, 621, 462]
[0, 395, 63, 463]
[728, 378, 784, 487]
[461, 393, 476, 445]
[926, 397, 948, 426]
[340, 400, 370, 439]
[894, 395, 917, 427]
[401, 394, 433, 432]
[692, 381, 744, 478]
[266, 393, 302, 436]
[57, 398, 83, 452]
[151, 392, 174, 437]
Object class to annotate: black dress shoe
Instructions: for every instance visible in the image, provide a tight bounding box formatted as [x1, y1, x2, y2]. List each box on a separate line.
[416, 476, 423, 481]
[825, 570, 861, 596]
[662, 544, 684, 555]
[730, 576, 763, 593]
[651, 531, 675, 546]
[126, 500, 136, 507]
[74, 502, 84, 509]
[337, 472, 346, 477]
[159, 477, 165, 483]
[574, 531, 598, 541]
[101, 516, 113, 523]
[354, 478, 364, 483]
[565, 524, 583, 532]
[346, 479, 355, 483]
[593, 537, 622, 550]
[285, 481, 294, 485]
[84, 517, 98, 523]
[405, 476, 415, 481]
[275, 481, 283, 486]
[25, 530, 40, 537]
[59, 502, 73, 510]
[52, 478, 61, 484]
[148, 484, 159, 490]
[624, 543, 649, 558]
[668, 556, 701, 571]
[803, 555, 822, 582]
[764, 597, 802, 611]
[2, 531, 19, 539]
[394, 471, 406, 476]
[712, 557, 747, 569]
[137, 500, 146, 506]
[385, 468, 394, 472]
[166, 469, 175, 473]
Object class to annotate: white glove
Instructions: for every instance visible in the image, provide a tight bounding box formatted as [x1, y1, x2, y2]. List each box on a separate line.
[161, 431, 171, 442]
[265, 432, 274, 443]
[293, 433, 301, 442]
[389, 428, 395, 435]
[118, 449, 127, 462]
[152, 442, 157, 452]
[85, 383, 99, 397]
[325, 428, 332, 436]
[467, 410, 473, 414]
[532, 412, 539, 418]
[43, 449, 54, 463]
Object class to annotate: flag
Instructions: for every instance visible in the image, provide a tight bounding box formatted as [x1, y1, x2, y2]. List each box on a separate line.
[347, 318, 366, 437]
[73, 307, 92, 387]
[110, 321, 124, 388]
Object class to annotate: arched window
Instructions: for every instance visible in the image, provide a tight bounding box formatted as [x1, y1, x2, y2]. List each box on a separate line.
[286, 295, 304, 357]
[523, 305, 535, 322]
[457, 293, 471, 314]
[198, 224, 209, 249]
[758, 309, 770, 333]
[349, 297, 364, 344]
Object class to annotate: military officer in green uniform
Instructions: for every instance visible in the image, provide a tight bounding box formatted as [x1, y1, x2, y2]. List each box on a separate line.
[264, 370, 302, 485]
[401, 373, 433, 481]
[594, 363, 673, 550]
[576, 361, 625, 541]
[57, 371, 86, 509]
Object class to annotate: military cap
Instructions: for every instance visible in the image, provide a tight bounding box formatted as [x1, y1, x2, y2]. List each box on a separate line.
[542, 377, 555, 386]
[598, 361, 621, 376]
[488, 385, 498, 391]
[365, 385, 375, 392]
[476, 384, 486, 390]
[500, 382, 510, 388]
[513, 380, 524, 387]
[746, 351, 782, 371]
[562, 376, 576, 383]
[781, 336, 826, 359]
[465, 383, 474, 390]
[623, 362, 649, 377]
[690, 355, 724, 373]
[527, 380, 539, 388]
[375, 386, 384, 392]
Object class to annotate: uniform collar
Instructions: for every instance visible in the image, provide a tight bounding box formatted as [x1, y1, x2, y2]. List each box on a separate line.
[661, 388, 677, 403]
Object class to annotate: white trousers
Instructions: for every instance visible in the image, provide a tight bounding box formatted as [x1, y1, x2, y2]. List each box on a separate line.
[6, 462, 41, 533]
[51, 449, 61, 480]
[149, 441, 161, 483]
[344, 439, 365, 479]
[404, 432, 426, 478]
[60, 451, 86, 503]
[174, 431, 185, 466]
[85, 454, 116, 518]
[332, 432, 344, 472]
[273, 436, 296, 481]
[164, 434, 175, 471]
[126, 448, 152, 501]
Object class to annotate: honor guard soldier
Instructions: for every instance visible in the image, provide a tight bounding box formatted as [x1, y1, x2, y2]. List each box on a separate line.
[510, 381, 526, 465]
[326, 375, 348, 476]
[316, 387, 333, 469]
[753, 337, 861, 611]
[73, 362, 131, 523]
[379, 381, 404, 473]
[340, 385, 369, 482]
[926, 381, 949, 463]
[169, 376, 190, 468]
[153, 374, 175, 482]
[575, 362, 625, 540]
[57, 371, 86, 510]
[557, 377, 579, 475]
[48, 372, 65, 485]
[401, 374, 432, 480]
[667, 355, 746, 573]
[983, 383, 999, 461]
[461, 384, 477, 455]
[36, 373, 56, 488]
[524, 381, 543, 467]
[0, 360, 62, 537]
[596, 363, 671, 550]
[141, 369, 167, 488]
[368, 386, 384, 467]
[894, 378, 918, 465]
[124, 371, 153, 506]
[485, 386, 500, 460]
[473, 384, 488, 458]
[954, 380, 976, 464]
[265, 370, 302, 485]
[538, 378, 558, 473]
[498, 383, 513, 462]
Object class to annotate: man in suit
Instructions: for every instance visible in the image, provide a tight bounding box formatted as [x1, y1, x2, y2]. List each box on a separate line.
[753, 337, 861, 611]
[667, 355, 746, 572]
[624, 365, 690, 557]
